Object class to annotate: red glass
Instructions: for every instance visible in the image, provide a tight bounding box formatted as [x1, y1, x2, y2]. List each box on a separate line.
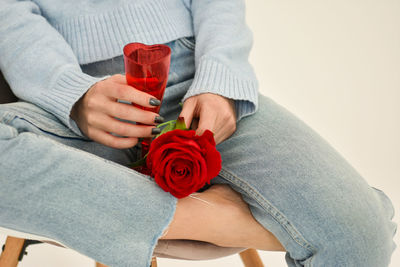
[123, 43, 171, 173]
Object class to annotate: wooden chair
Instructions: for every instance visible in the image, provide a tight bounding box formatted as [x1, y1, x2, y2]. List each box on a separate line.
[0, 233, 264, 267]
[0, 71, 265, 267]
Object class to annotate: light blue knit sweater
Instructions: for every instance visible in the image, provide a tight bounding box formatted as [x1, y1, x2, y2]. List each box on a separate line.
[0, 0, 258, 134]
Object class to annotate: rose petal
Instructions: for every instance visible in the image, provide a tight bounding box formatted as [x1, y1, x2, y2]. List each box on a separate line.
[146, 128, 221, 198]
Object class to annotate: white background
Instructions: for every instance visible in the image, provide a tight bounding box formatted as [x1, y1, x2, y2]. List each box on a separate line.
[1, 0, 399, 266]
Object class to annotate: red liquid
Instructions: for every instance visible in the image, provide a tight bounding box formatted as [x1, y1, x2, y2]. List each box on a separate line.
[126, 74, 168, 175]
[123, 43, 171, 175]
[126, 74, 166, 114]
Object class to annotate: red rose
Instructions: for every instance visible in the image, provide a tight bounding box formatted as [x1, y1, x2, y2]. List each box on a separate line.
[146, 129, 222, 198]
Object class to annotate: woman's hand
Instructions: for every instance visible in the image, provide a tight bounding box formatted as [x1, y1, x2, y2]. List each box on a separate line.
[70, 74, 163, 149]
[179, 93, 236, 145]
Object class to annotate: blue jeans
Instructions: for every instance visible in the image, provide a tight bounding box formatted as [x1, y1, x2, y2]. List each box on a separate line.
[0, 38, 397, 266]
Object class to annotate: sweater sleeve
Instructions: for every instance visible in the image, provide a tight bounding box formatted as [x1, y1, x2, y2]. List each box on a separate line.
[183, 0, 259, 121]
[0, 0, 105, 136]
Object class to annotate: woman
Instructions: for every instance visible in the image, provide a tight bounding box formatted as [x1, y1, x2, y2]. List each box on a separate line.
[0, 0, 396, 266]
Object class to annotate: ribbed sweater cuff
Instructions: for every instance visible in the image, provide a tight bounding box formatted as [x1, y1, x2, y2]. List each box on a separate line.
[182, 58, 259, 121]
[39, 67, 106, 136]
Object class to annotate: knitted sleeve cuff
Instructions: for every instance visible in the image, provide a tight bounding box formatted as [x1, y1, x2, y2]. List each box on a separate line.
[182, 58, 259, 121]
[37, 66, 108, 137]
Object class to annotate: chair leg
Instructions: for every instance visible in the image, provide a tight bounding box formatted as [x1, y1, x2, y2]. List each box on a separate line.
[151, 256, 157, 267]
[95, 262, 108, 267]
[239, 248, 264, 267]
[0, 236, 26, 267]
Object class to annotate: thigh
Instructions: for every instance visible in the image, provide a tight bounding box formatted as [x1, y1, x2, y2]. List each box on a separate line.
[211, 94, 396, 264]
[0, 102, 177, 266]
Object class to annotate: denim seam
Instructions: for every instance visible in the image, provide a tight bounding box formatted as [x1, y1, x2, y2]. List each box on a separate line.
[17, 117, 88, 140]
[0, 111, 18, 138]
[0, 111, 16, 124]
[304, 255, 314, 267]
[0, 106, 79, 138]
[219, 167, 317, 254]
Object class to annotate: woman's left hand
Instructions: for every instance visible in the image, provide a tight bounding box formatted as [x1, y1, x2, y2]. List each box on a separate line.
[179, 93, 236, 145]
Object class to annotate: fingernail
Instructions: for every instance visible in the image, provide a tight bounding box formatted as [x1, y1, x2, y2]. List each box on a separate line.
[154, 116, 165, 123]
[152, 128, 161, 135]
[149, 98, 161, 106]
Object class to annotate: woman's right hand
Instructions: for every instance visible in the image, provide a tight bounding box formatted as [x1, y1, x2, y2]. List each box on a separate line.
[70, 74, 163, 149]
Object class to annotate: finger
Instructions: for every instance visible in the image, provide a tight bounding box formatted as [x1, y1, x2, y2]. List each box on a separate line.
[104, 82, 161, 108]
[213, 115, 236, 145]
[103, 101, 162, 125]
[88, 114, 160, 138]
[179, 98, 196, 130]
[109, 74, 127, 84]
[190, 118, 199, 131]
[88, 127, 139, 149]
[213, 128, 227, 145]
[196, 108, 216, 137]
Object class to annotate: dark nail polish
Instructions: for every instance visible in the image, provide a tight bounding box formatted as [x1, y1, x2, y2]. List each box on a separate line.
[149, 98, 161, 106]
[152, 128, 161, 135]
[154, 116, 165, 123]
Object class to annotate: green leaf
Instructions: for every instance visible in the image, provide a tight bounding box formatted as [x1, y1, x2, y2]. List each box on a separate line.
[156, 120, 176, 138]
[129, 151, 150, 168]
[129, 156, 146, 168]
[155, 120, 173, 129]
[175, 116, 188, 130]
[153, 116, 188, 139]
